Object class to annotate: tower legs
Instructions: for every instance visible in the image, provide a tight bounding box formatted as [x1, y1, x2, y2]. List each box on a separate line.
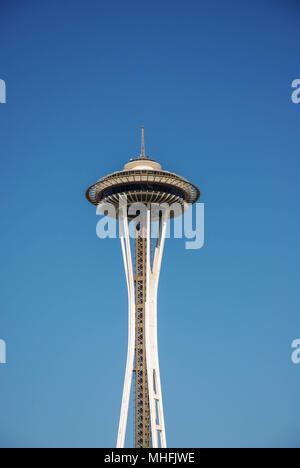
[117, 206, 136, 448]
[117, 205, 167, 448]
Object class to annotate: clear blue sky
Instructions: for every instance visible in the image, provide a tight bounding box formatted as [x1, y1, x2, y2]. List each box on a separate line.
[0, 0, 300, 448]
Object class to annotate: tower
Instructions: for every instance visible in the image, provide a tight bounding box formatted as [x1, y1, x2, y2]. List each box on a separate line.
[86, 129, 200, 448]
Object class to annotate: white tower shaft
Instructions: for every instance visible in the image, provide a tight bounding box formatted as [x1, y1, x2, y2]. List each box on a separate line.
[117, 205, 168, 448]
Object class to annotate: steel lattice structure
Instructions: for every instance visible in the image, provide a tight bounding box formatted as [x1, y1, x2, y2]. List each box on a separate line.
[86, 129, 200, 448]
[134, 231, 150, 447]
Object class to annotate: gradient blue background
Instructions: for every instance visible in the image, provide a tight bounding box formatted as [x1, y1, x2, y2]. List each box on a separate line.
[0, 0, 300, 448]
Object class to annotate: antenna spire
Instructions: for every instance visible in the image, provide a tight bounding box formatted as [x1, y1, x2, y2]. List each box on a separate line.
[140, 126, 146, 159]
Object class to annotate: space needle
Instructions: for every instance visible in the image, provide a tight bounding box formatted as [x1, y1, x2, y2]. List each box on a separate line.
[86, 129, 200, 448]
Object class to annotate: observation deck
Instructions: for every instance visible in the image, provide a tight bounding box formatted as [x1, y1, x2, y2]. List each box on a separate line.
[86, 156, 200, 215]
